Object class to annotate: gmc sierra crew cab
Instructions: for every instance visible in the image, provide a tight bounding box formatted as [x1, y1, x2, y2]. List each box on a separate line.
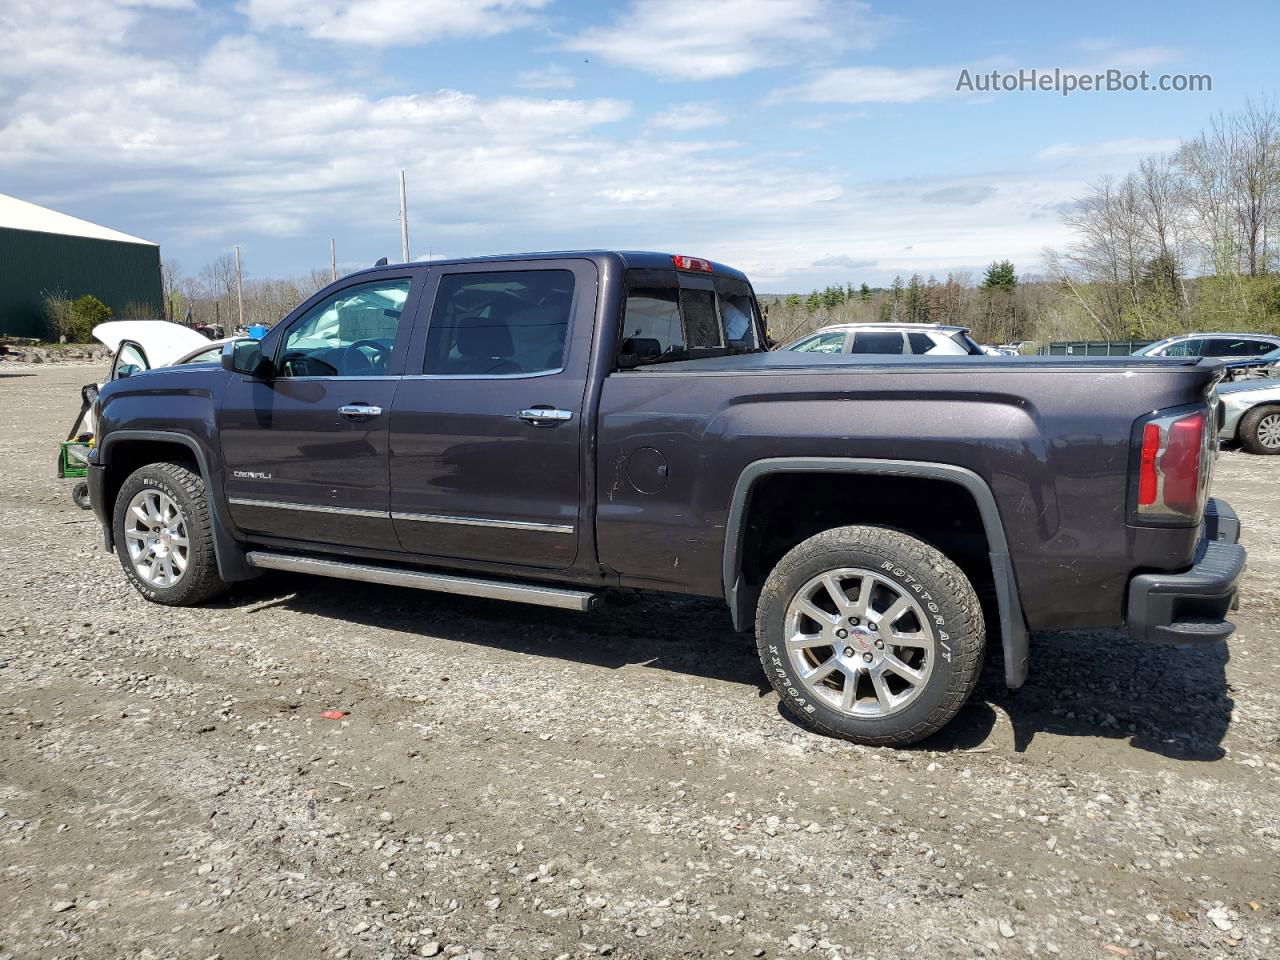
[87, 251, 1246, 745]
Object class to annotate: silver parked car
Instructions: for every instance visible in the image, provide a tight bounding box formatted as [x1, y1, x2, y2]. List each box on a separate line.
[782, 322, 987, 356]
[1218, 378, 1280, 454]
[1135, 332, 1280, 361]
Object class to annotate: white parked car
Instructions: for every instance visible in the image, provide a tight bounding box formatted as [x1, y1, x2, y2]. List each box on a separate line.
[1217, 378, 1280, 454]
[782, 322, 987, 356]
[71, 322, 232, 439]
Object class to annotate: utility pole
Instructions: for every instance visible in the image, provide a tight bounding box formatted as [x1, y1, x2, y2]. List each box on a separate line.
[330, 238, 337, 281]
[234, 245, 244, 329]
[398, 170, 410, 263]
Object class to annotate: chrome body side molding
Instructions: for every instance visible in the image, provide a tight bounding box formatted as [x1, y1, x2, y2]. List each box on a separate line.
[391, 511, 574, 534]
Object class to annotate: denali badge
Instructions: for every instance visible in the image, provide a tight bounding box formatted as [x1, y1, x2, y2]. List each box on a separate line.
[233, 470, 273, 479]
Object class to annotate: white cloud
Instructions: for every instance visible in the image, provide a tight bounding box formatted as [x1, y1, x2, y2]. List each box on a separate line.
[242, 0, 549, 46]
[1037, 138, 1181, 161]
[517, 64, 575, 90]
[650, 103, 727, 131]
[0, 0, 846, 254]
[922, 185, 996, 206]
[771, 65, 958, 104]
[1084, 44, 1180, 69]
[0, 0, 1116, 290]
[566, 0, 886, 81]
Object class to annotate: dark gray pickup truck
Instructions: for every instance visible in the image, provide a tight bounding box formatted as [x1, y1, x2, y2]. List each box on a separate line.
[87, 251, 1245, 745]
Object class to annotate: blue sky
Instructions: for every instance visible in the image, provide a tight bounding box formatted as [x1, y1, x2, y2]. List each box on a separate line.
[1, 0, 1275, 291]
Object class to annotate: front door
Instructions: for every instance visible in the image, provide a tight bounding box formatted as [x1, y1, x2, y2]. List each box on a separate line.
[389, 259, 596, 569]
[219, 274, 420, 551]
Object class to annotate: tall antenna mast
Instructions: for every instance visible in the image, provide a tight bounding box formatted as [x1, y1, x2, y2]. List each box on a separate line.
[398, 170, 410, 263]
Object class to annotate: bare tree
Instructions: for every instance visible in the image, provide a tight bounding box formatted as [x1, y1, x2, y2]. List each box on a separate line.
[1135, 155, 1189, 312]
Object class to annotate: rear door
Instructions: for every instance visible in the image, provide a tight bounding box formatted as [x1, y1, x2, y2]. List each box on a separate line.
[218, 273, 421, 551]
[388, 258, 596, 569]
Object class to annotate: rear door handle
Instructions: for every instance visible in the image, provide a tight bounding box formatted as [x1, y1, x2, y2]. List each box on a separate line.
[517, 407, 573, 425]
[338, 404, 383, 419]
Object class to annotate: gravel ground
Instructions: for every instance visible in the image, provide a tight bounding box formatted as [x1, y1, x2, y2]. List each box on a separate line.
[2, 365, 1278, 960]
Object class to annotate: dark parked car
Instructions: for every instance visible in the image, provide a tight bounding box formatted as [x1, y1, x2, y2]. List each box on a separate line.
[87, 251, 1245, 746]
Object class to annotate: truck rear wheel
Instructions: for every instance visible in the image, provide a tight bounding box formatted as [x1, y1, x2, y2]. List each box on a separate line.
[755, 525, 984, 746]
[112, 461, 229, 606]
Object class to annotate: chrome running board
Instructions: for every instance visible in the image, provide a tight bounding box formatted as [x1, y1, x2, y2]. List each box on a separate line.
[245, 551, 599, 612]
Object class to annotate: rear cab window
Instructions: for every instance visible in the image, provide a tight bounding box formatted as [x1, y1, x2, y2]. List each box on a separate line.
[618, 267, 764, 367]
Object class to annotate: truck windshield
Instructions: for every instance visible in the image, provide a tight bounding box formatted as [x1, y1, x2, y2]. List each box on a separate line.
[619, 269, 764, 366]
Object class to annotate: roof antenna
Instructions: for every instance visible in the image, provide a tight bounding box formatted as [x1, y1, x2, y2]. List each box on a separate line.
[374, 256, 388, 266]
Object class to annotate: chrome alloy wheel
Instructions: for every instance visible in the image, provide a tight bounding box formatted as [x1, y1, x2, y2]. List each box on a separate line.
[123, 489, 190, 587]
[1257, 411, 1280, 450]
[784, 567, 936, 718]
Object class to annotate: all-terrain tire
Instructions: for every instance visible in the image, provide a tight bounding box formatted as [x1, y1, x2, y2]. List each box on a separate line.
[1239, 405, 1280, 455]
[112, 461, 230, 606]
[755, 524, 985, 746]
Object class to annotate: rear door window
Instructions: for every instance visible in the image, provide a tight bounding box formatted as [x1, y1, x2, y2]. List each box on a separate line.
[851, 331, 906, 354]
[422, 270, 574, 376]
[1202, 338, 1254, 358]
[906, 332, 935, 354]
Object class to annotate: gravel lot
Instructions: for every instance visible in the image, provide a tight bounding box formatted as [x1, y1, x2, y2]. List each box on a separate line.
[2, 365, 1278, 960]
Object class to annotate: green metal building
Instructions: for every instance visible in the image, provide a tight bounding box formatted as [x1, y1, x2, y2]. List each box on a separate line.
[0, 193, 163, 339]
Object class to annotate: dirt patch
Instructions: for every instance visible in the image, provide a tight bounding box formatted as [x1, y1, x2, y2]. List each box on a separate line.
[2, 367, 1277, 960]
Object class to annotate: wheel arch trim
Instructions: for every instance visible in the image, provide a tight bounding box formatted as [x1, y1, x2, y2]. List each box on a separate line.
[96, 429, 256, 583]
[722, 457, 1029, 688]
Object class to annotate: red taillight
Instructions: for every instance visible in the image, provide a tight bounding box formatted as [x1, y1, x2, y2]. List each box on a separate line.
[672, 254, 713, 272]
[1135, 409, 1209, 521]
[1162, 412, 1204, 513]
[1138, 422, 1160, 505]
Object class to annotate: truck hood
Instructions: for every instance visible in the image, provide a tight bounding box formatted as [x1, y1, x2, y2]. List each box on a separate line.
[92, 321, 211, 369]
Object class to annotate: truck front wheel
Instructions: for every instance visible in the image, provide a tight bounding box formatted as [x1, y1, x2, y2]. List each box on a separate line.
[112, 461, 229, 606]
[755, 525, 985, 746]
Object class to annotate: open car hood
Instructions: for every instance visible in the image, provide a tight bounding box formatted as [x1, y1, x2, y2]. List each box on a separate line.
[92, 321, 211, 369]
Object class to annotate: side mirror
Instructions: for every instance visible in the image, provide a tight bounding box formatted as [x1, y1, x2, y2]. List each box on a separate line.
[222, 338, 272, 378]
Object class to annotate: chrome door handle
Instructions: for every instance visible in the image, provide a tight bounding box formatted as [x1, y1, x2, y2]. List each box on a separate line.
[517, 407, 572, 425]
[338, 404, 383, 418]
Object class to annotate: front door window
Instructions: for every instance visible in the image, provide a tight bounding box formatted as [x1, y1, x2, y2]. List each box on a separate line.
[277, 279, 411, 378]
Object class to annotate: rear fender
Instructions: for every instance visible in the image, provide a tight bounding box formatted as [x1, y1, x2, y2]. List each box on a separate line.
[723, 457, 1029, 688]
